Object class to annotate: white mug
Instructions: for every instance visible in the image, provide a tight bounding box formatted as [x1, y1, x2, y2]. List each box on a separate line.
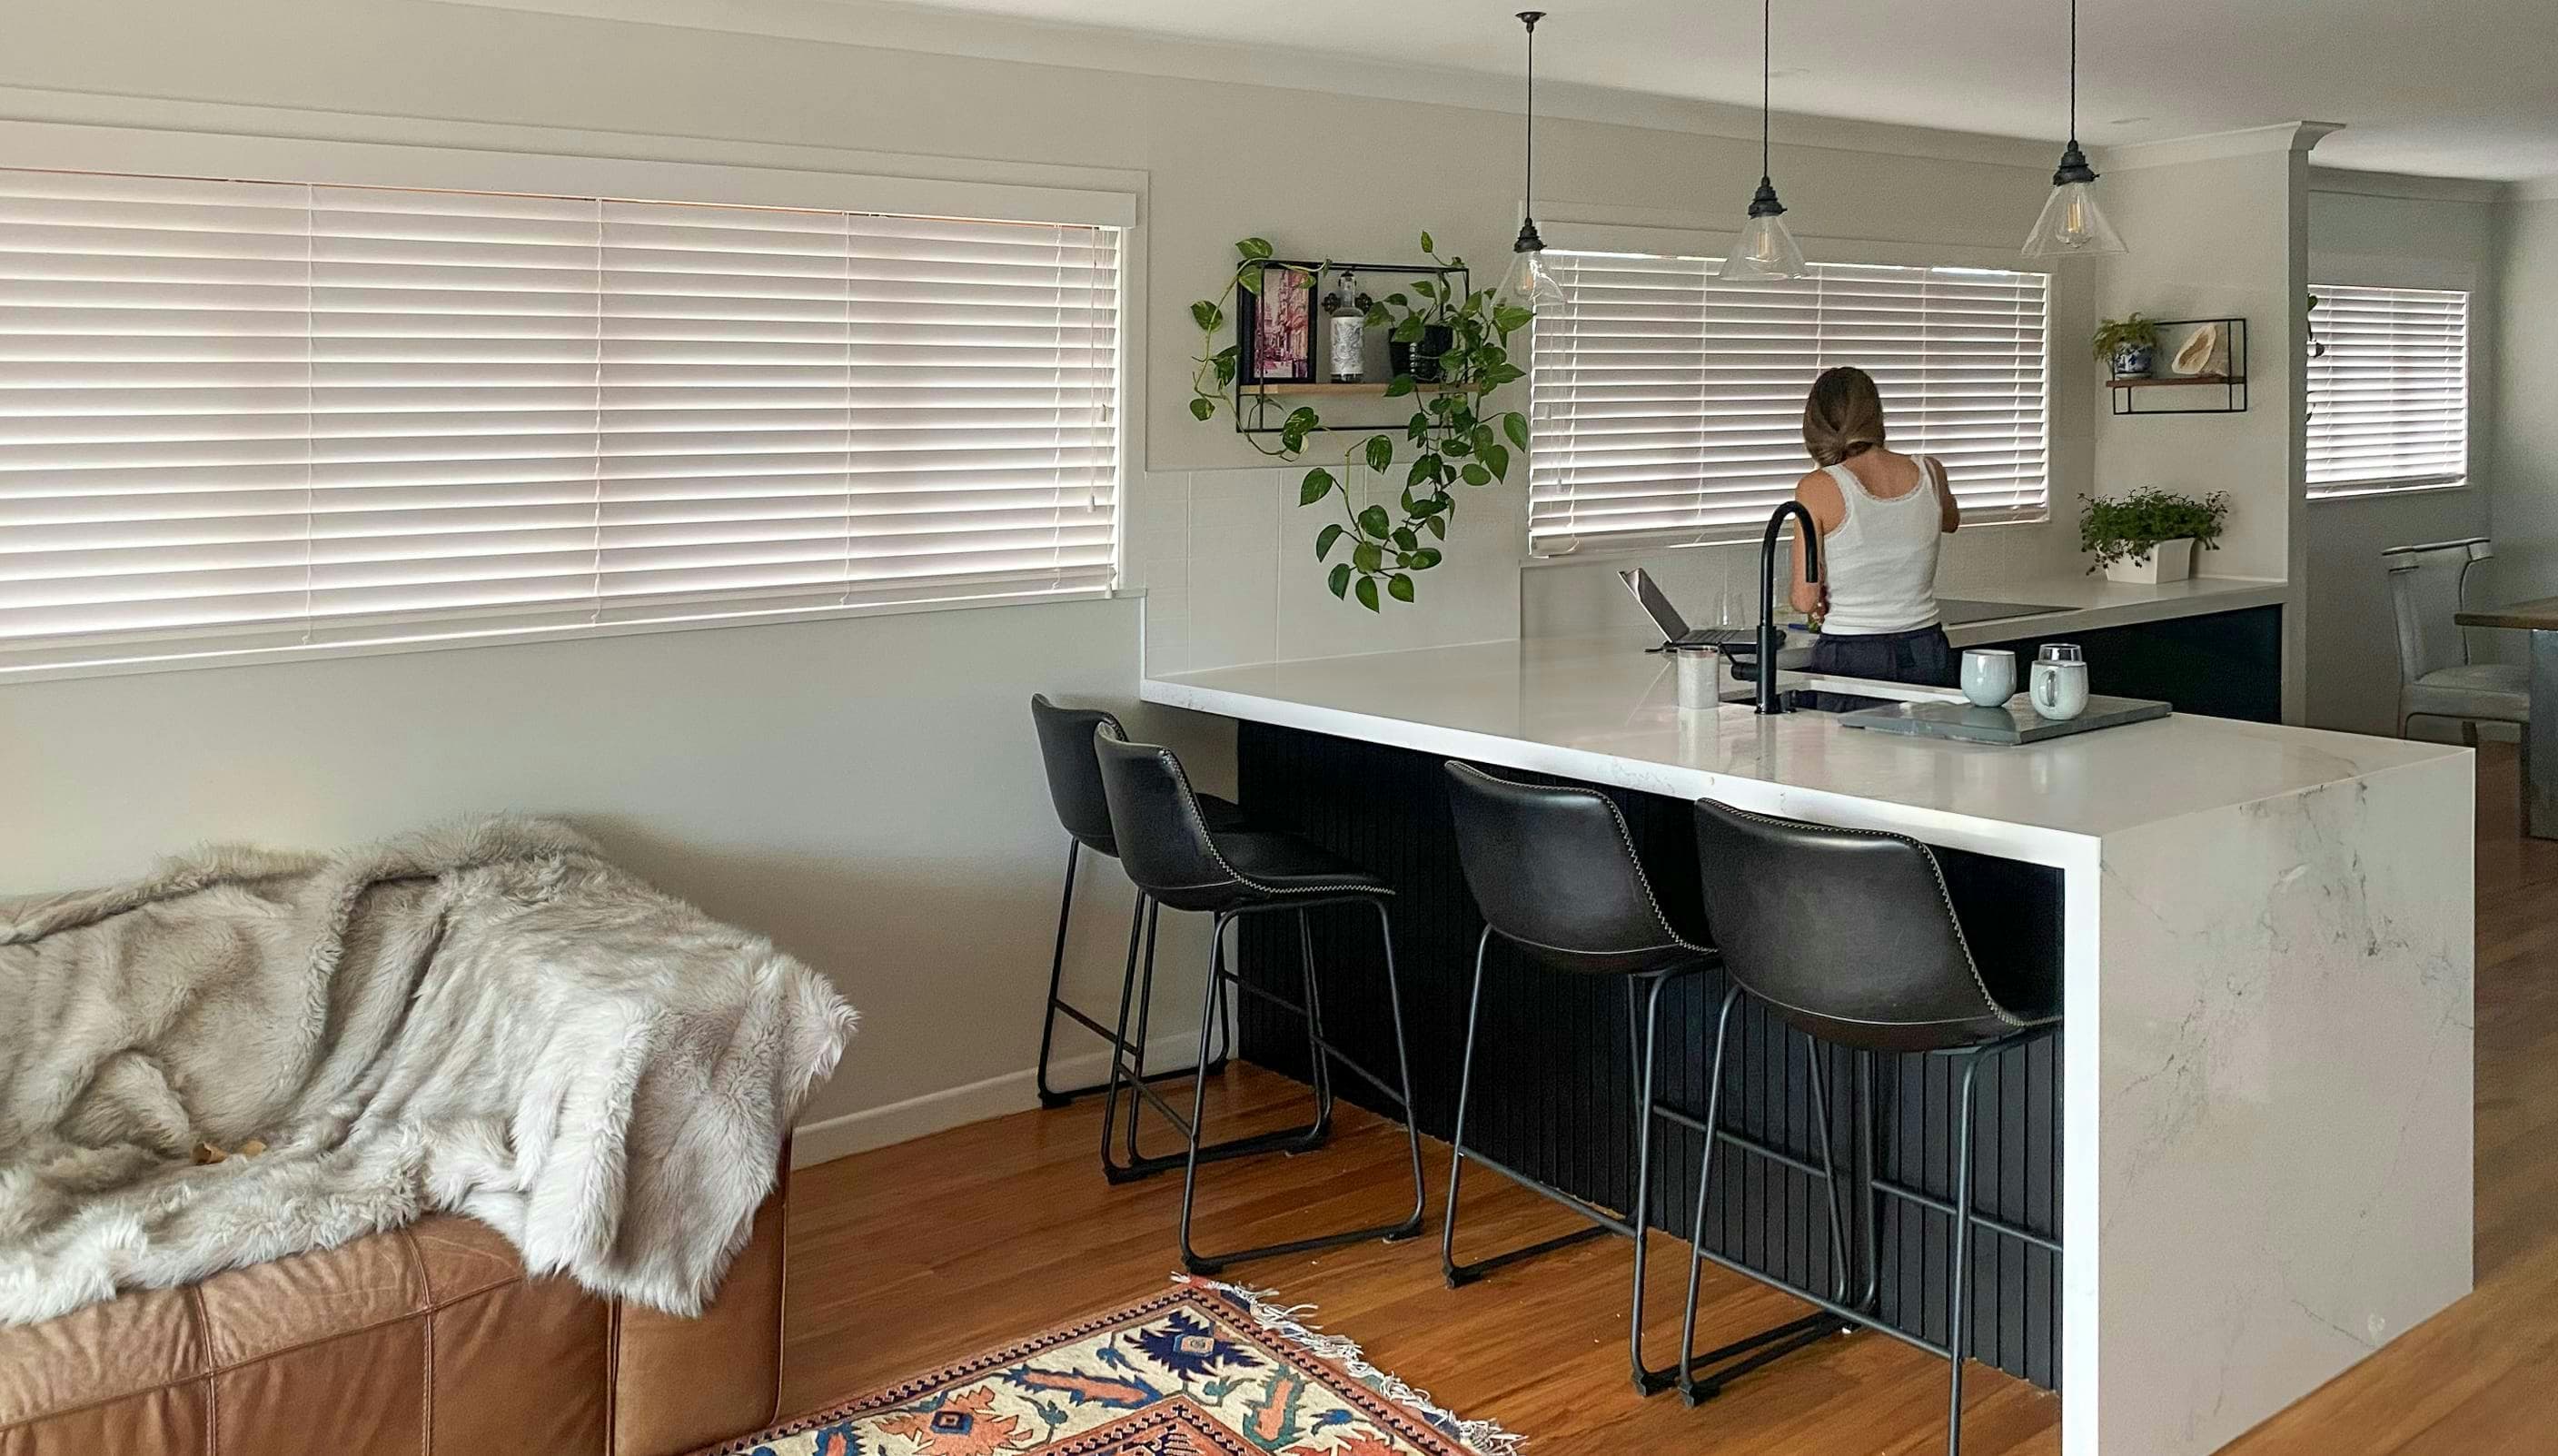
[2031, 659, 2090, 720]
[1959, 648, 2017, 708]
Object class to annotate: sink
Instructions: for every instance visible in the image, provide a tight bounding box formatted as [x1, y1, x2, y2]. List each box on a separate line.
[1720, 688, 1901, 714]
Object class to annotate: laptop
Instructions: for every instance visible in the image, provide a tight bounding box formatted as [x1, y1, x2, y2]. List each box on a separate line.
[1620, 569, 1758, 650]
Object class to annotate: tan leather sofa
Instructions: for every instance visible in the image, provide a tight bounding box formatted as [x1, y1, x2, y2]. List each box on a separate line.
[0, 1167, 788, 1456]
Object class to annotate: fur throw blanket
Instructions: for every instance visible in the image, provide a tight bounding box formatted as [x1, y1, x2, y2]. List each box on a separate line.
[0, 816, 854, 1327]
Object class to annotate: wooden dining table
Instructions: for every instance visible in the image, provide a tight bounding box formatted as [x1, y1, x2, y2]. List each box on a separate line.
[2454, 594, 2558, 838]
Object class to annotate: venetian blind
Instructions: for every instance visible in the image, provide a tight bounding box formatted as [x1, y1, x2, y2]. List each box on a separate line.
[0, 167, 1120, 673]
[1528, 253, 2049, 554]
[2306, 283, 2468, 499]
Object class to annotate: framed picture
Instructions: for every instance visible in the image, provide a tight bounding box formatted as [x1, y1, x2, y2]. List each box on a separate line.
[1238, 263, 1314, 384]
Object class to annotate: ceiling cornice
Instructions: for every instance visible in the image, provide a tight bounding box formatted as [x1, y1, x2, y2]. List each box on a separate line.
[428, 0, 2061, 171]
[2307, 166, 2507, 205]
[2094, 122, 2342, 173]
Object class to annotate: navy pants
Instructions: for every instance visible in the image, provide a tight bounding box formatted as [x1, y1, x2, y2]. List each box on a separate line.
[1809, 625, 1956, 688]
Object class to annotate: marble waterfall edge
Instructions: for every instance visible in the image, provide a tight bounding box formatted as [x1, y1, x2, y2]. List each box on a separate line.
[2088, 756, 2473, 1456]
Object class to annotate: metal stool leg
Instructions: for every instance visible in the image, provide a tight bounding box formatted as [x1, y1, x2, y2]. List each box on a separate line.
[1629, 971, 1681, 1394]
[1034, 840, 1083, 1107]
[1440, 926, 1494, 1287]
[1947, 1050, 1984, 1456]
[1107, 905, 1324, 1184]
[1674, 986, 1853, 1408]
[1175, 900, 1427, 1274]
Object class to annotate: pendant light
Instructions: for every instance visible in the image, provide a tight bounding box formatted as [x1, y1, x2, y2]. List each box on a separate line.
[1496, 11, 1564, 314]
[1717, 0, 1806, 282]
[2021, 0, 2127, 258]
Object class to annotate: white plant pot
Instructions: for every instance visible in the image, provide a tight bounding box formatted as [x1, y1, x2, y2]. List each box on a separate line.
[2103, 538, 2196, 585]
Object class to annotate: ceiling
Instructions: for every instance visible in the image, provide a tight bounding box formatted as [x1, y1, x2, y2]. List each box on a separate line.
[821, 0, 2556, 181]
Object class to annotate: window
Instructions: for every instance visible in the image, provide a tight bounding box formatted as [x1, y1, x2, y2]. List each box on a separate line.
[2307, 283, 2468, 499]
[1528, 253, 2049, 555]
[0, 166, 1120, 674]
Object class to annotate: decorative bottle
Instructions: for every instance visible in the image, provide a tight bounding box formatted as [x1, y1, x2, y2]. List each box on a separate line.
[1324, 269, 1366, 384]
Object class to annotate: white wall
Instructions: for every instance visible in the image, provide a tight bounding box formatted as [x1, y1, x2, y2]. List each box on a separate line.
[0, 0, 2166, 1152]
[2085, 131, 2318, 718]
[2300, 171, 2505, 738]
[2490, 193, 2558, 608]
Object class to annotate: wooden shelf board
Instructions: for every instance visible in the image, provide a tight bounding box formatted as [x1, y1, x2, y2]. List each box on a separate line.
[1244, 381, 1459, 396]
[2107, 373, 2242, 389]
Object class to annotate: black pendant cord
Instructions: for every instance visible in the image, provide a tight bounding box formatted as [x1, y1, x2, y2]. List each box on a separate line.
[1514, 11, 1547, 253]
[1745, 0, 1784, 217]
[2049, 0, 2097, 185]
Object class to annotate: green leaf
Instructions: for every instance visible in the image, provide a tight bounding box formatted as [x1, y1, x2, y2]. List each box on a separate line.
[1364, 435, 1393, 473]
[1388, 573, 1415, 602]
[1191, 300, 1219, 332]
[1392, 317, 1425, 344]
[1355, 575, 1381, 611]
[1410, 492, 1445, 516]
[1482, 362, 1526, 387]
[1316, 522, 1344, 559]
[1236, 237, 1274, 261]
[1461, 461, 1492, 487]
[1236, 267, 1263, 296]
[1358, 504, 1392, 538]
[1213, 356, 1237, 386]
[1493, 304, 1535, 335]
[1393, 526, 1418, 551]
[1419, 230, 1435, 253]
[1363, 304, 1390, 329]
[1412, 279, 1439, 301]
[1442, 435, 1471, 458]
[1406, 454, 1439, 489]
[1300, 468, 1336, 505]
[1353, 540, 1383, 573]
[1423, 513, 1448, 540]
[1383, 375, 1416, 398]
[1413, 547, 1443, 569]
[1328, 562, 1353, 599]
[1503, 411, 1532, 451]
[1479, 442, 1511, 480]
[1189, 397, 1215, 421]
[1285, 407, 1320, 434]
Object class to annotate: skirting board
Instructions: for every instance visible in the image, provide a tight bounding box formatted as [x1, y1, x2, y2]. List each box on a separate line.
[791, 1028, 1205, 1167]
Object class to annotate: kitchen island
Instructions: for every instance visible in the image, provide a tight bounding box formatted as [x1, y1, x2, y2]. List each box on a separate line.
[1143, 634, 2472, 1456]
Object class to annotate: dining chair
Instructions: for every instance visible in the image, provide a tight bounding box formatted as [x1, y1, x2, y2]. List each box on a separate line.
[2385, 537, 2527, 753]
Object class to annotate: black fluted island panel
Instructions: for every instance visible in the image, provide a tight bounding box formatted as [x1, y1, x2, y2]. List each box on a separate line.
[1232, 719, 2064, 1390]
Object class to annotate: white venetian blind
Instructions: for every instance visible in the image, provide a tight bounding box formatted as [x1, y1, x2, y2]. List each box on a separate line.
[0, 166, 1119, 673]
[2306, 282, 2467, 499]
[1529, 253, 2048, 555]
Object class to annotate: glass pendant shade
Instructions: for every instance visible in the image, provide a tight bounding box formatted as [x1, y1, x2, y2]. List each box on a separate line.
[1498, 243, 1565, 313]
[2022, 177, 2127, 258]
[1720, 204, 1807, 282]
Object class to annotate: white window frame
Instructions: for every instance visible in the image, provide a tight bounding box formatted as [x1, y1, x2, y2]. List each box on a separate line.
[1521, 213, 2054, 560]
[0, 117, 1143, 683]
[2305, 280, 2472, 501]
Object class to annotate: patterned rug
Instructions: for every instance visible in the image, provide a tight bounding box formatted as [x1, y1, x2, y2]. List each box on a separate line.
[701, 1277, 1519, 1456]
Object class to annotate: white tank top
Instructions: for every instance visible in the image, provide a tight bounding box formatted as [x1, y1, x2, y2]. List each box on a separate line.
[1818, 456, 1944, 636]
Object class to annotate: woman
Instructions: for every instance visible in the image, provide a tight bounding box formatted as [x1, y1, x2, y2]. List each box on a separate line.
[1789, 366, 1961, 687]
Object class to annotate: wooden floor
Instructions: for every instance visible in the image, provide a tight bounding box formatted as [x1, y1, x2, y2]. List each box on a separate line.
[780, 744, 2558, 1454]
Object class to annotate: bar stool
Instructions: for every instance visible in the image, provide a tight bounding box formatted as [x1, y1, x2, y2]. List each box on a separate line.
[1026, 695, 1235, 1145]
[1439, 763, 1831, 1397]
[1679, 798, 2062, 1455]
[1092, 728, 1428, 1273]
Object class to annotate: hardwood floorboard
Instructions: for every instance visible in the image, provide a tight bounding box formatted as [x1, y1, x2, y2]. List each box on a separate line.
[778, 743, 2556, 1454]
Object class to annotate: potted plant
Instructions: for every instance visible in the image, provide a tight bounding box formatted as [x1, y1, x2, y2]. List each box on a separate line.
[2092, 312, 2162, 379]
[1185, 233, 1532, 612]
[2078, 489, 2230, 583]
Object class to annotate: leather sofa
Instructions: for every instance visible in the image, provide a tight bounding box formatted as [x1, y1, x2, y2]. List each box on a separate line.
[0, 1165, 788, 1456]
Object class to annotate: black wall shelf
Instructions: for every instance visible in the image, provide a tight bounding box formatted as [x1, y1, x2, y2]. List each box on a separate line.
[2107, 316, 2248, 415]
[1234, 257, 1469, 436]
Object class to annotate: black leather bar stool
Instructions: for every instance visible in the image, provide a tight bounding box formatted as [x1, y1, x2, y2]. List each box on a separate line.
[1678, 798, 2062, 1454]
[1026, 695, 1236, 1153]
[1439, 763, 1824, 1398]
[1092, 727, 1427, 1273]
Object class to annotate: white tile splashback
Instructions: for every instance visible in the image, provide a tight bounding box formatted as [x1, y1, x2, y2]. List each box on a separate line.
[1136, 464, 1524, 675]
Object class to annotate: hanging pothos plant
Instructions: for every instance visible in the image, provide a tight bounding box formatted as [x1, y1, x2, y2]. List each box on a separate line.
[1186, 233, 1532, 611]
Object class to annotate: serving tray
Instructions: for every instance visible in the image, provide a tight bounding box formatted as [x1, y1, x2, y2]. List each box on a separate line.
[1839, 693, 2172, 745]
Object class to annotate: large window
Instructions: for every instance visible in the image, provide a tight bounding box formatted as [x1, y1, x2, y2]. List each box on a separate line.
[2307, 283, 2469, 499]
[1528, 253, 2049, 555]
[0, 166, 1121, 674]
